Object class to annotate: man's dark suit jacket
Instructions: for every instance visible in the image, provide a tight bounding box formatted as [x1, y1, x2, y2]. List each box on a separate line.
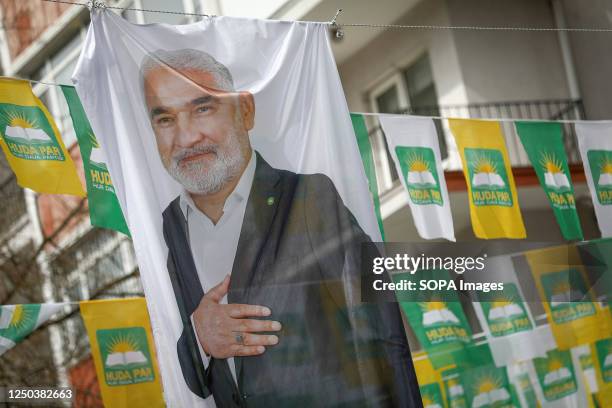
[162, 152, 422, 407]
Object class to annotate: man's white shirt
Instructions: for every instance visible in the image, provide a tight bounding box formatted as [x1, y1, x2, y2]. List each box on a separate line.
[182, 151, 256, 386]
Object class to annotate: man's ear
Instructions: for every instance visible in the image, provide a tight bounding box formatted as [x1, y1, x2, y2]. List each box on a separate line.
[239, 92, 255, 131]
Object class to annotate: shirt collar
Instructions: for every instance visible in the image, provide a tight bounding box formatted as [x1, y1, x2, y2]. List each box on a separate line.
[179, 150, 256, 220]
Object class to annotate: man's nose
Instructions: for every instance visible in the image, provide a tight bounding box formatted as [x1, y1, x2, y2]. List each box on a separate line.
[176, 113, 204, 147]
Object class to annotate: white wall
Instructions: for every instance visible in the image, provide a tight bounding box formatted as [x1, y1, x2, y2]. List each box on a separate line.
[446, 0, 571, 104]
[337, 0, 468, 113]
[561, 0, 612, 119]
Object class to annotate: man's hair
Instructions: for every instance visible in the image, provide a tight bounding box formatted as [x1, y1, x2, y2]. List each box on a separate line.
[140, 48, 235, 91]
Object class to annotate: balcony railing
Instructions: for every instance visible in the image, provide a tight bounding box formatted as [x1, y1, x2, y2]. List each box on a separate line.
[368, 99, 585, 193]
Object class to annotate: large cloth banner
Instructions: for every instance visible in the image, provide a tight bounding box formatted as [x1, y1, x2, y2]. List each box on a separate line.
[0, 78, 84, 196]
[516, 121, 583, 241]
[449, 119, 526, 239]
[0, 303, 65, 355]
[379, 115, 455, 241]
[575, 122, 612, 237]
[80, 298, 164, 408]
[74, 9, 419, 407]
[525, 244, 612, 349]
[61, 85, 129, 235]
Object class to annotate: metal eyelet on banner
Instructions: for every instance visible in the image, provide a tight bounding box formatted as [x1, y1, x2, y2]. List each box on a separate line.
[330, 9, 344, 41]
[87, 0, 107, 11]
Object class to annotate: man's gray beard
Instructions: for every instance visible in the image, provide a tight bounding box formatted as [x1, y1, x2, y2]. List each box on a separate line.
[167, 132, 245, 195]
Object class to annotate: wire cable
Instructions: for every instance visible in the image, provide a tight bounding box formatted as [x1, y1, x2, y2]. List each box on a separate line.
[38, 0, 612, 32]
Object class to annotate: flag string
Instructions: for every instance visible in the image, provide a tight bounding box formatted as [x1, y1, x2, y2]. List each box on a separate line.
[38, 0, 612, 33]
[4, 76, 603, 124]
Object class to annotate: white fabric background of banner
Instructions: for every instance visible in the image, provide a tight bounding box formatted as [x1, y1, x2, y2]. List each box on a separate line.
[466, 254, 556, 367]
[575, 121, 612, 237]
[72, 9, 380, 407]
[378, 115, 455, 241]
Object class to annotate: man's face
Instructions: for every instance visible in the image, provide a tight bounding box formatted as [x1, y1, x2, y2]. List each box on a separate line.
[144, 66, 254, 194]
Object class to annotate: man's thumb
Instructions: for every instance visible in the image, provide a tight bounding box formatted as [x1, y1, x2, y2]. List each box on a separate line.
[205, 274, 230, 302]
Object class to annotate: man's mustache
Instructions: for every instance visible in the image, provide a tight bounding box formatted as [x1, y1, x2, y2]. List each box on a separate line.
[172, 144, 219, 165]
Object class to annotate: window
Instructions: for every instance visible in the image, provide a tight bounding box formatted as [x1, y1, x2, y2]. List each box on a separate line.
[368, 54, 446, 192]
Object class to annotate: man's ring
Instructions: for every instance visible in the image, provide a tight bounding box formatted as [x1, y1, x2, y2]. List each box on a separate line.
[234, 332, 245, 345]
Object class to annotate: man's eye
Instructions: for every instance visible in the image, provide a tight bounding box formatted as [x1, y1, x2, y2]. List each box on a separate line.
[156, 116, 174, 126]
[195, 106, 210, 114]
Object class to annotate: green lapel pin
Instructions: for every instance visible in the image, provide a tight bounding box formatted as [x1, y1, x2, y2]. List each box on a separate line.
[267, 196, 275, 206]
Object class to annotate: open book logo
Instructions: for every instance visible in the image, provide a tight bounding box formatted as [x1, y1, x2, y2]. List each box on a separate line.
[535, 350, 577, 401]
[96, 327, 155, 386]
[395, 146, 443, 206]
[88, 132, 108, 169]
[470, 155, 504, 188]
[0, 106, 65, 161]
[469, 370, 511, 408]
[479, 283, 533, 337]
[464, 148, 512, 207]
[587, 150, 612, 205]
[540, 152, 571, 190]
[420, 302, 460, 327]
[487, 301, 524, 321]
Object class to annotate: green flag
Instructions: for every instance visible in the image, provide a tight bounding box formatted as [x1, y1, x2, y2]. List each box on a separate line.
[0, 304, 64, 355]
[516, 121, 583, 240]
[533, 349, 580, 402]
[393, 269, 473, 369]
[61, 86, 129, 236]
[351, 114, 385, 240]
[419, 382, 445, 408]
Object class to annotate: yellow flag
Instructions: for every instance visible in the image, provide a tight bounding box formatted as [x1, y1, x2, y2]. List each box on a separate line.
[525, 244, 611, 349]
[412, 352, 450, 408]
[0, 78, 84, 196]
[80, 298, 164, 408]
[449, 119, 526, 239]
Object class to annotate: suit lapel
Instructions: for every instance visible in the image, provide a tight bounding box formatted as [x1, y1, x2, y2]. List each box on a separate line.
[228, 153, 282, 385]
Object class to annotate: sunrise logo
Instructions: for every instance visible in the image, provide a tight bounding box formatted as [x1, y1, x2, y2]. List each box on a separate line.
[464, 148, 512, 207]
[0, 104, 64, 161]
[395, 146, 443, 206]
[597, 153, 612, 187]
[470, 371, 511, 408]
[420, 302, 460, 327]
[487, 297, 524, 321]
[96, 327, 155, 386]
[470, 154, 505, 188]
[541, 152, 570, 190]
[88, 132, 109, 169]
